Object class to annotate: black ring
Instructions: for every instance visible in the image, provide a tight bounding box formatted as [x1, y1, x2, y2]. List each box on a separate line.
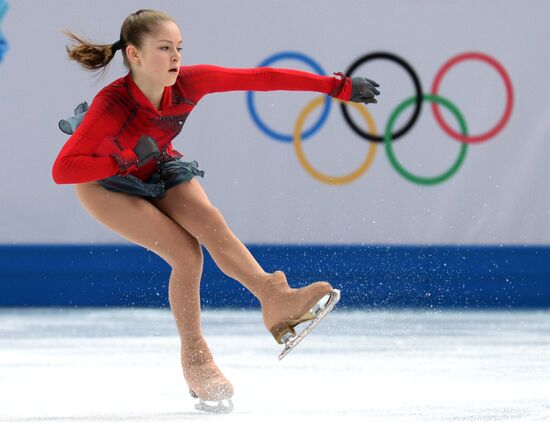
[340, 52, 423, 143]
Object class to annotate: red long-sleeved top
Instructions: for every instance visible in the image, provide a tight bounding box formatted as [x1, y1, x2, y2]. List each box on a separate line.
[52, 65, 352, 184]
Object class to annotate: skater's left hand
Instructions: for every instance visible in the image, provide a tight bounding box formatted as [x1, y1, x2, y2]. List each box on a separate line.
[349, 77, 380, 104]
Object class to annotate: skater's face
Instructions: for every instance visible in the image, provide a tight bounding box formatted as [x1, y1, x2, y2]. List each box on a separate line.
[126, 20, 182, 87]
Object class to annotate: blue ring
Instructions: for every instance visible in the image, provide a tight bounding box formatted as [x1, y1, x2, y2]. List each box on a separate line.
[246, 51, 331, 143]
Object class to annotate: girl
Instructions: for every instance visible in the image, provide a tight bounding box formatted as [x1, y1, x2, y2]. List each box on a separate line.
[52, 9, 379, 413]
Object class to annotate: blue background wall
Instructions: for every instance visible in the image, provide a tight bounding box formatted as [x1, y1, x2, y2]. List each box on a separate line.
[1, 245, 548, 309]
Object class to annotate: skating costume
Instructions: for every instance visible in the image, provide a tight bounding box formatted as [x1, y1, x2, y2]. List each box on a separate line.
[52, 65, 352, 198]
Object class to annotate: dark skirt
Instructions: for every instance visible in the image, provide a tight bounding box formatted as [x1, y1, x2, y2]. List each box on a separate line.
[98, 159, 204, 199]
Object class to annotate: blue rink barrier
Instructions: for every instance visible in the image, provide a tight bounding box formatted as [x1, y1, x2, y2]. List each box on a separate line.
[0, 244, 549, 309]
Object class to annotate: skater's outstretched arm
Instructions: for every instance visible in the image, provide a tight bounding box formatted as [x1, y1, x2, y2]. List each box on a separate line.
[179, 64, 380, 104]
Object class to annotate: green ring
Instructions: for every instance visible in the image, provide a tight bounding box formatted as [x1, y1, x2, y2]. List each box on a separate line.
[384, 94, 469, 185]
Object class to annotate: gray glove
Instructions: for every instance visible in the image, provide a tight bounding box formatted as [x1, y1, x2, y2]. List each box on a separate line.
[58, 101, 89, 134]
[134, 135, 160, 167]
[350, 77, 380, 104]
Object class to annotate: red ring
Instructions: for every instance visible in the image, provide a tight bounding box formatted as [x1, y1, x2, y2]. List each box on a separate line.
[431, 52, 514, 144]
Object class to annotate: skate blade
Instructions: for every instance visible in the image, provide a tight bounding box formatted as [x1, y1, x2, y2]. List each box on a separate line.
[189, 389, 234, 413]
[195, 398, 234, 414]
[278, 289, 341, 361]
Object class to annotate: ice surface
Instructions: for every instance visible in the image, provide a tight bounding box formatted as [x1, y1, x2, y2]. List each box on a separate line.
[0, 308, 549, 421]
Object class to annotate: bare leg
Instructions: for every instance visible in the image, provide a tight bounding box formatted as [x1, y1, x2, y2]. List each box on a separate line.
[150, 179, 270, 298]
[74, 182, 233, 398]
[150, 179, 333, 339]
[74, 182, 203, 339]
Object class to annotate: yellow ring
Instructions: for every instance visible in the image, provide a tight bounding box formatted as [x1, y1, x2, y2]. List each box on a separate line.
[293, 97, 378, 185]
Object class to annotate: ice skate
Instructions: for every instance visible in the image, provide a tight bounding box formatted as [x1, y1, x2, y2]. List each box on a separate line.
[278, 288, 340, 360]
[182, 337, 234, 413]
[259, 271, 341, 360]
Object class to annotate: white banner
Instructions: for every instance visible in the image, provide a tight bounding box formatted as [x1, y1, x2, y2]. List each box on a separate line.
[1, 0, 549, 244]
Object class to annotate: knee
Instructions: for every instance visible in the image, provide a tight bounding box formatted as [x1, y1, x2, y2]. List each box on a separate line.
[183, 236, 203, 263]
[169, 235, 203, 271]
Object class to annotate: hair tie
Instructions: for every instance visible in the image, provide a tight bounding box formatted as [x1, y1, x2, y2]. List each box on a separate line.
[112, 40, 123, 51]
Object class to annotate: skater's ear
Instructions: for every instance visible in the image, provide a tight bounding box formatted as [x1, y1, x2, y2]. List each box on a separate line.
[125, 44, 142, 68]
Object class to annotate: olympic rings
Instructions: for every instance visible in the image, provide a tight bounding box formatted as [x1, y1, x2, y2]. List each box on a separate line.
[293, 97, 377, 185]
[385, 95, 468, 185]
[431, 52, 514, 144]
[246, 50, 514, 185]
[340, 52, 423, 143]
[246, 51, 331, 142]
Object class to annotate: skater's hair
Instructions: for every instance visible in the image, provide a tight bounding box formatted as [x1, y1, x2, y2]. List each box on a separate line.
[63, 9, 176, 75]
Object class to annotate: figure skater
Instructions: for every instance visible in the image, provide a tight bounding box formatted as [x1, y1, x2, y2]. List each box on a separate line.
[52, 9, 379, 413]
